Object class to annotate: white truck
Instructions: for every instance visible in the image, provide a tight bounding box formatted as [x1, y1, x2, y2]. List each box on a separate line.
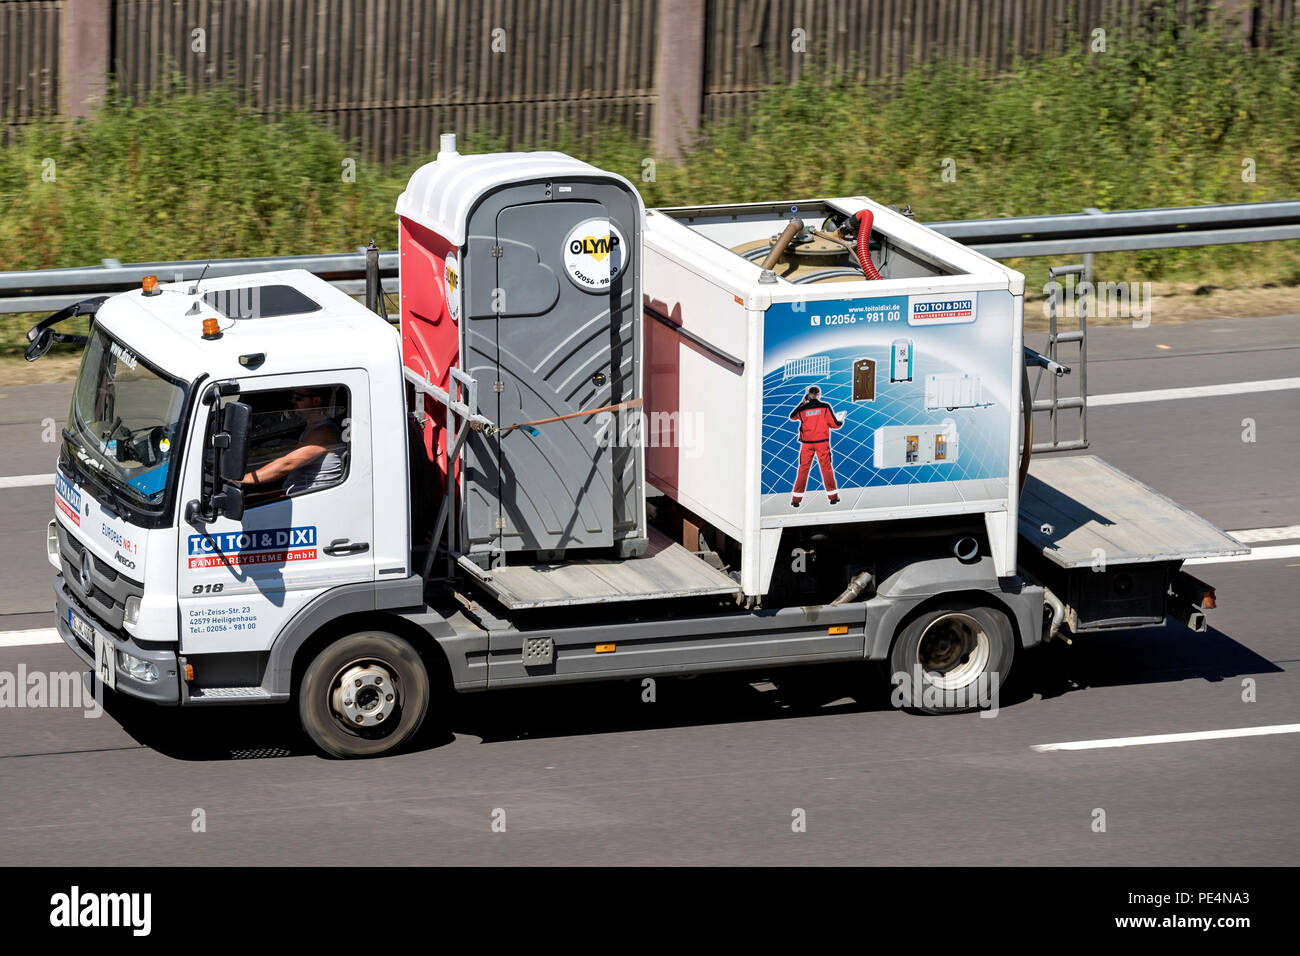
[29, 140, 1244, 757]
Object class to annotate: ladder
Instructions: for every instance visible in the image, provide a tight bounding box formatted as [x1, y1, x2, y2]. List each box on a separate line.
[1032, 262, 1089, 453]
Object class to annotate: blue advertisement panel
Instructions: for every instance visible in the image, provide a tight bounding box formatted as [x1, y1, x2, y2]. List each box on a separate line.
[761, 290, 1013, 517]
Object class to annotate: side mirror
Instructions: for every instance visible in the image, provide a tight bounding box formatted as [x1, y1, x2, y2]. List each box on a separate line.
[217, 401, 251, 482]
[24, 328, 53, 362]
[210, 484, 245, 522]
[212, 401, 251, 521]
[23, 297, 103, 364]
[185, 397, 251, 525]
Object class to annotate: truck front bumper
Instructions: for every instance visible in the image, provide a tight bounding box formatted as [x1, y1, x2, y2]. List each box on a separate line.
[54, 574, 181, 704]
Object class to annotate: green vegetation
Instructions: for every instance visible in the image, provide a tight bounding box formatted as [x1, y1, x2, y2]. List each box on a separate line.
[571, 11, 1300, 285]
[0, 85, 404, 271]
[3, 11, 1298, 355]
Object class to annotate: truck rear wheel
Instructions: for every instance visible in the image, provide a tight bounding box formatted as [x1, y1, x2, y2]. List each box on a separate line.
[889, 601, 1013, 714]
[299, 632, 430, 758]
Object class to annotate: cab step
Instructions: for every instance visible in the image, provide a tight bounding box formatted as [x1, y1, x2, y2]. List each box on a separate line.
[186, 686, 286, 704]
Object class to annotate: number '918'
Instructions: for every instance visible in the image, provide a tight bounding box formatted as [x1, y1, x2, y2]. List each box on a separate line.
[192, 583, 224, 594]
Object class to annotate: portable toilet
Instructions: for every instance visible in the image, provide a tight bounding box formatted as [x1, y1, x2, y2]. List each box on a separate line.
[890, 338, 914, 382]
[396, 135, 647, 564]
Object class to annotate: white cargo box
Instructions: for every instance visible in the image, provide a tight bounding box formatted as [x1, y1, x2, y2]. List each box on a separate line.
[642, 197, 1025, 595]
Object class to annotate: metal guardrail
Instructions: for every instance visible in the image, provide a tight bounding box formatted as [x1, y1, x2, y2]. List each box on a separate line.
[0, 200, 1296, 314]
[927, 199, 1300, 258]
[0, 250, 399, 315]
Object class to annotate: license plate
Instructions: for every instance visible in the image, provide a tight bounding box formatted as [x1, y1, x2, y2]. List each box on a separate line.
[94, 631, 117, 691]
[67, 608, 94, 649]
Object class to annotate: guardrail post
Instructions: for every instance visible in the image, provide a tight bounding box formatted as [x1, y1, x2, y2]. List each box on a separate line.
[1082, 207, 1105, 286]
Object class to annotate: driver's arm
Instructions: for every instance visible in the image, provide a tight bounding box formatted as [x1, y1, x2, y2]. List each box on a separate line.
[241, 428, 334, 485]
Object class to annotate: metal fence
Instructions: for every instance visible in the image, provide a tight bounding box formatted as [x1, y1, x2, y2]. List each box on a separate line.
[5, 0, 1298, 161]
[1, 199, 1296, 314]
[110, 0, 661, 158]
[0, 0, 60, 132]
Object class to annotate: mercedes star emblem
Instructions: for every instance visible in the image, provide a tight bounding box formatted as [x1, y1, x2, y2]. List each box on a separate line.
[79, 550, 92, 593]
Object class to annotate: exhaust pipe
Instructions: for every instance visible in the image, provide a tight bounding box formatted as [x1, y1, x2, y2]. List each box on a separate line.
[1043, 587, 1068, 642]
[831, 570, 875, 606]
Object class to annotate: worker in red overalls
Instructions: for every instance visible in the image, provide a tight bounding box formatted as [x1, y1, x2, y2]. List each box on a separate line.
[789, 386, 844, 507]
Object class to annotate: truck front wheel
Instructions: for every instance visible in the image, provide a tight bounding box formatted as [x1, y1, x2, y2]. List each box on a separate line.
[299, 632, 430, 758]
[888, 602, 1014, 714]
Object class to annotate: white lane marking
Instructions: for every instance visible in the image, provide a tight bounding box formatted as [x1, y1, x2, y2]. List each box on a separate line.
[0, 473, 54, 489]
[1033, 723, 1300, 752]
[0, 628, 62, 648]
[1185, 544, 1300, 565]
[1228, 525, 1300, 544]
[1090, 377, 1300, 407]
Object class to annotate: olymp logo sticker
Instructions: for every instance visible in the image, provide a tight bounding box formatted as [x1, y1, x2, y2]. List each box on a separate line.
[187, 526, 317, 568]
[908, 293, 977, 326]
[444, 251, 461, 322]
[562, 218, 627, 293]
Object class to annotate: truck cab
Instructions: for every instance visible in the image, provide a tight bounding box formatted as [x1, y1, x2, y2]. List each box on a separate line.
[50, 270, 414, 714]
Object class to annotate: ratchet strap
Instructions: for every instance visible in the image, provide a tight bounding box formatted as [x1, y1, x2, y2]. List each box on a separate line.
[497, 398, 644, 436]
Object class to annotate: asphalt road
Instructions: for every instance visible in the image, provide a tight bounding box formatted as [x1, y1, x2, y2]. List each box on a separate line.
[0, 312, 1297, 866]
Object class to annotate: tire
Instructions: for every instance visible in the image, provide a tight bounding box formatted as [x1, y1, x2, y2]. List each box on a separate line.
[888, 601, 1014, 714]
[298, 631, 430, 758]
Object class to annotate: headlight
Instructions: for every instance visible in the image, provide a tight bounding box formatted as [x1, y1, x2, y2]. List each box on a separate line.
[123, 595, 141, 626]
[116, 649, 158, 683]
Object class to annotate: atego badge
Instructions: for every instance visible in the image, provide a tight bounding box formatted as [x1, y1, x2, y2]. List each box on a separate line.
[562, 218, 627, 293]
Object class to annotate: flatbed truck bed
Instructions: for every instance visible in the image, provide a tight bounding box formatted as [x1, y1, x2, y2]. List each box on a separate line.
[1020, 455, 1246, 567]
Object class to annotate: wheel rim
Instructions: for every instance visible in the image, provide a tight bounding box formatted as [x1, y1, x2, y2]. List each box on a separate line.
[329, 659, 400, 734]
[917, 612, 991, 691]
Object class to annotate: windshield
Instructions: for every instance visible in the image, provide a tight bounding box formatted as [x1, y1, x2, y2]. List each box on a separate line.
[64, 327, 189, 510]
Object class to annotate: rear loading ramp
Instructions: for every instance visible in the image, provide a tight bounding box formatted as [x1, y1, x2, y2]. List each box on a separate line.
[458, 527, 740, 610]
[1019, 455, 1246, 567]
[1019, 455, 1243, 634]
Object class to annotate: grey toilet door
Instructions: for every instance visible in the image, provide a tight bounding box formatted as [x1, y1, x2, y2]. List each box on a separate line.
[489, 200, 616, 552]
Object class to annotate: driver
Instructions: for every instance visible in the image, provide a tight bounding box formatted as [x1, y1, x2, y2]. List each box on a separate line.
[241, 387, 345, 497]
